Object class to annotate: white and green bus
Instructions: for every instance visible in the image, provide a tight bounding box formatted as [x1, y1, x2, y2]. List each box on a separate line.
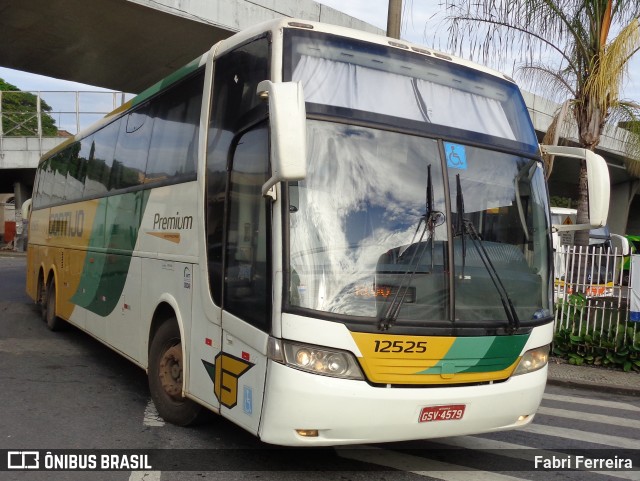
[26, 18, 610, 446]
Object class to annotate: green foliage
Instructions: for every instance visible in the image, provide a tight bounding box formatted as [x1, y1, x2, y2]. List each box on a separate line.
[443, 0, 640, 247]
[550, 196, 574, 208]
[1, 78, 58, 136]
[553, 294, 640, 371]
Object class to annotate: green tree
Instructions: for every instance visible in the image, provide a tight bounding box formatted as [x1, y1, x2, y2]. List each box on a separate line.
[1, 78, 58, 136]
[444, 0, 640, 245]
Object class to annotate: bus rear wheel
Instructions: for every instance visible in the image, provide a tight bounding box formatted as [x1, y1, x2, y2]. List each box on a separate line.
[38, 275, 47, 322]
[148, 319, 202, 426]
[44, 278, 64, 331]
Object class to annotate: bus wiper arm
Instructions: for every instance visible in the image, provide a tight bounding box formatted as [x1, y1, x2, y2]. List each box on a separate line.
[455, 174, 466, 277]
[464, 221, 520, 330]
[455, 175, 520, 331]
[379, 165, 443, 331]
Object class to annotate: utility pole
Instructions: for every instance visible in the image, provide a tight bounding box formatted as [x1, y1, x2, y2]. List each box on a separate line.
[387, 0, 402, 39]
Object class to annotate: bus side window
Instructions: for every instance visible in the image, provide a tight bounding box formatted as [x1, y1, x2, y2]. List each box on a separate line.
[146, 70, 204, 184]
[33, 159, 47, 209]
[224, 122, 271, 331]
[85, 122, 118, 197]
[50, 149, 69, 204]
[111, 105, 153, 190]
[65, 143, 84, 201]
[40, 158, 54, 206]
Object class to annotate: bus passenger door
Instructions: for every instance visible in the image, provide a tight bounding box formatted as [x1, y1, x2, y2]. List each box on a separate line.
[219, 124, 271, 435]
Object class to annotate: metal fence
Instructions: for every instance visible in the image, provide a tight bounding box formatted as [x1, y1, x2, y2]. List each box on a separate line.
[0, 90, 130, 138]
[554, 245, 638, 355]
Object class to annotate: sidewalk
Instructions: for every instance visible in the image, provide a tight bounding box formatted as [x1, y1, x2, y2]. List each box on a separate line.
[547, 357, 640, 396]
[0, 248, 26, 256]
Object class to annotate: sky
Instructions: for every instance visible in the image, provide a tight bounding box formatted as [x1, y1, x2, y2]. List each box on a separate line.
[314, 0, 640, 102]
[0, 0, 638, 127]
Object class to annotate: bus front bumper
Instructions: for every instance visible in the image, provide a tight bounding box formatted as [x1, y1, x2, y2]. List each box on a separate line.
[258, 360, 547, 446]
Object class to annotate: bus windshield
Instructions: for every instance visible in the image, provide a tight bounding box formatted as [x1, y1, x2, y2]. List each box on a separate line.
[284, 30, 551, 330]
[287, 122, 550, 327]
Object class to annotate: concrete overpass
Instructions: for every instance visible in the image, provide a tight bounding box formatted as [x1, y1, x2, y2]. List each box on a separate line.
[0, 0, 383, 239]
[0, 0, 382, 93]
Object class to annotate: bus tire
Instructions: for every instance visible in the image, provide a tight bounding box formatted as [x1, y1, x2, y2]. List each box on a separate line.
[148, 319, 202, 426]
[38, 276, 47, 322]
[44, 278, 64, 331]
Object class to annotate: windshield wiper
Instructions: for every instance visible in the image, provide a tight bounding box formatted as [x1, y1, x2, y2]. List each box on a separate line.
[455, 174, 520, 331]
[379, 165, 443, 331]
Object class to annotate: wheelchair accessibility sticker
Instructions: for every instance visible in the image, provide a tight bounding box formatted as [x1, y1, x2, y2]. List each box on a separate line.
[444, 142, 467, 170]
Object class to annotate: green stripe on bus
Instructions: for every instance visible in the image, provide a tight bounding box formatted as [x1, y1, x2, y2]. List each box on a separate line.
[71, 190, 151, 317]
[418, 334, 529, 375]
[130, 57, 203, 108]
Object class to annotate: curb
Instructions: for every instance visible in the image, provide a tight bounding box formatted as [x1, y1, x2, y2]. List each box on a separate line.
[546, 377, 640, 397]
[0, 250, 27, 257]
[547, 357, 640, 397]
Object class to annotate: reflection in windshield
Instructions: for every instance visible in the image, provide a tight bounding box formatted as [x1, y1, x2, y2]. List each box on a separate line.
[455, 173, 519, 329]
[289, 122, 445, 317]
[449, 152, 550, 323]
[378, 165, 447, 331]
[287, 120, 550, 327]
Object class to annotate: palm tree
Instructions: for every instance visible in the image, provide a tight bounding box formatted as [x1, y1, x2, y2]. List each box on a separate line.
[444, 0, 640, 245]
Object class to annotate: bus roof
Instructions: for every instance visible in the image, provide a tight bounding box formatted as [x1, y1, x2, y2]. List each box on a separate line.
[216, 18, 515, 79]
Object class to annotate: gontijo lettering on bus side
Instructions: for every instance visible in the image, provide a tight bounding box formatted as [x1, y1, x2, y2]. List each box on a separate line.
[48, 210, 85, 237]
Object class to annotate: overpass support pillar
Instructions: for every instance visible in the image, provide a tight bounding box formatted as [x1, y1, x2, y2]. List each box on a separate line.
[609, 180, 640, 234]
[13, 181, 30, 252]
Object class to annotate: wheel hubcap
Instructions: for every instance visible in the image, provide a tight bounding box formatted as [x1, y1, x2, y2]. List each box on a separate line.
[159, 344, 183, 399]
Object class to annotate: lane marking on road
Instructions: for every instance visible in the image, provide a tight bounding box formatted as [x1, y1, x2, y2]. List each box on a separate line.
[143, 399, 165, 427]
[543, 393, 640, 412]
[537, 406, 640, 429]
[523, 424, 639, 449]
[440, 436, 639, 481]
[131, 401, 164, 481]
[129, 471, 161, 481]
[336, 445, 525, 480]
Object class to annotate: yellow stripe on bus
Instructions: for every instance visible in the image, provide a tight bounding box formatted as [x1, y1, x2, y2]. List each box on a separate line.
[29, 200, 101, 319]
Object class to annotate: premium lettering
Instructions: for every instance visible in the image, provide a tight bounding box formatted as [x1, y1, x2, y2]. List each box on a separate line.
[153, 212, 193, 230]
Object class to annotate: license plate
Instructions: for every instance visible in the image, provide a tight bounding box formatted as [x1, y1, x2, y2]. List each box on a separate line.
[419, 404, 466, 423]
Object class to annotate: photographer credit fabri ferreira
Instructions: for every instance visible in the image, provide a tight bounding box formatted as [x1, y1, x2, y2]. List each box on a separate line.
[534, 455, 633, 470]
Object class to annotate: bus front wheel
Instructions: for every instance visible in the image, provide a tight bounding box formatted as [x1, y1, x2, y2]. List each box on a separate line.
[148, 319, 202, 426]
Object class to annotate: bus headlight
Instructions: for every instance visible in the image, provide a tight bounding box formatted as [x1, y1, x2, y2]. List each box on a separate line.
[513, 345, 550, 376]
[268, 338, 364, 380]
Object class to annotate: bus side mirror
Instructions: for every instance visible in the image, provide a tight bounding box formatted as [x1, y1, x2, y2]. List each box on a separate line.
[610, 234, 630, 256]
[21, 198, 32, 220]
[540, 145, 610, 231]
[257, 80, 307, 196]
